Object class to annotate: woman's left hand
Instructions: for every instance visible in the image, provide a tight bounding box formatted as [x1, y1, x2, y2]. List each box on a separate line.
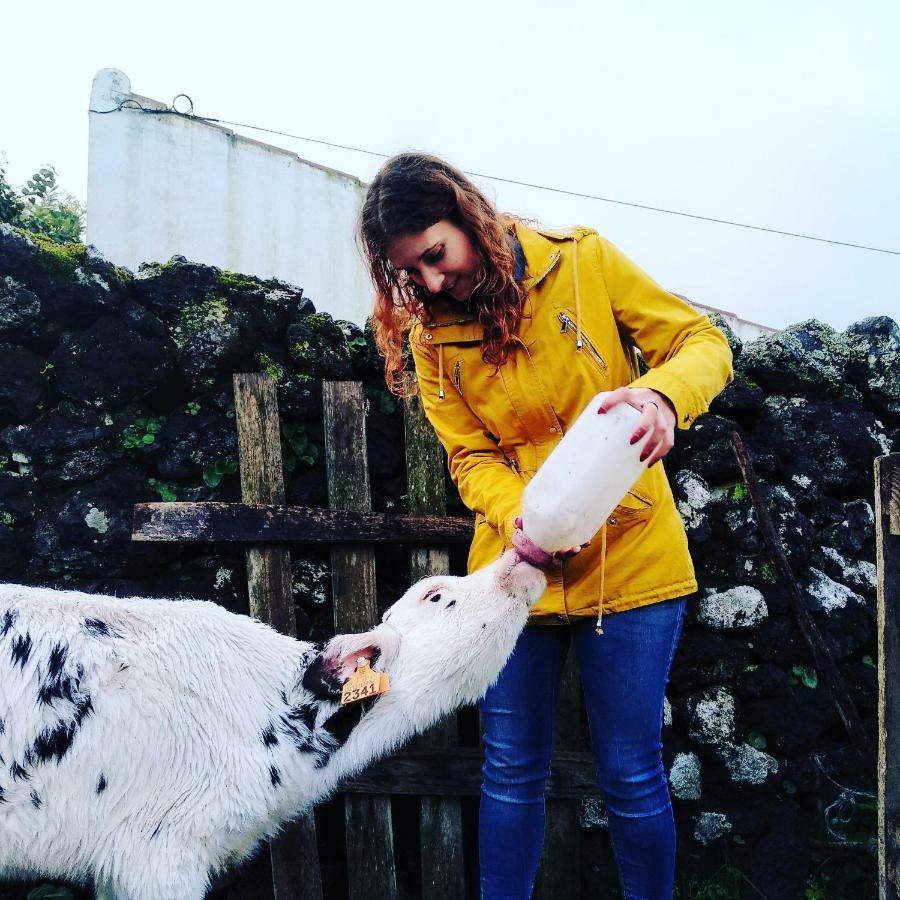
[597, 387, 677, 466]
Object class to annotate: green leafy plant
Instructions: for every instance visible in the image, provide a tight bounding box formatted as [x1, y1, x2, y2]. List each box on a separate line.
[148, 478, 178, 502]
[256, 352, 286, 383]
[0, 157, 85, 244]
[121, 416, 165, 451]
[185, 401, 201, 416]
[791, 665, 818, 689]
[676, 863, 743, 899]
[281, 422, 319, 473]
[348, 335, 368, 355]
[203, 456, 238, 487]
[748, 730, 768, 750]
[365, 385, 398, 416]
[730, 482, 747, 502]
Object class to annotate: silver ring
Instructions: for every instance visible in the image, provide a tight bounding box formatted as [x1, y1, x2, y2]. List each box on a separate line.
[639, 400, 660, 412]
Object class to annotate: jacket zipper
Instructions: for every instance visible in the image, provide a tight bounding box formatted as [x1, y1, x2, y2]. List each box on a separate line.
[453, 360, 461, 393]
[558, 312, 607, 371]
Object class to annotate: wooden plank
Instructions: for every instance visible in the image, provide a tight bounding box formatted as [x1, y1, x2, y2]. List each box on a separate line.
[132, 502, 473, 544]
[323, 381, 398, 900]
[731, 431, 872, 768]
[232, 373, 322, 900]
[234, 374, 295, 635]
[404, 372, 464, 900]
[339, 748, 602, 799]
[876, 454, 900, 899]
[535, 648, 582, 900]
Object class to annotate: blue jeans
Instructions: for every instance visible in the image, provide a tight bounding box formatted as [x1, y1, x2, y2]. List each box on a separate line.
[479, 597, 687, 900]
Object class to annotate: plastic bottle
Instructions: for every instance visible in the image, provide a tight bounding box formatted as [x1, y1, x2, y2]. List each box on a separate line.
[519, 391, 652, 552]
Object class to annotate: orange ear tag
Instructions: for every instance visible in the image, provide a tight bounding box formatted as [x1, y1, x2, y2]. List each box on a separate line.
[340, 656, 391, 705]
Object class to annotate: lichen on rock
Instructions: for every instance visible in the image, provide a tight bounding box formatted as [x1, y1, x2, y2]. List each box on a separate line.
[669, 752, 702, 799]
[698, 585, 768, 630]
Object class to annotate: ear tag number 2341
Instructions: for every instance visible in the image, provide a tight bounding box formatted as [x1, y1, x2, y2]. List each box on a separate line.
[341, 657, 390, 705]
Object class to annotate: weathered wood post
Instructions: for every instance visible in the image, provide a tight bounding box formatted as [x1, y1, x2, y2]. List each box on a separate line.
[403, 373, 466, 900]
[323, 381, 398, 900]
[876, 453, 900, 899]
[232, 373, 323, 900]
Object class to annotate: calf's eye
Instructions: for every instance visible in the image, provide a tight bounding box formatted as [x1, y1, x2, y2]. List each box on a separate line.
[429, 593, 442, 603]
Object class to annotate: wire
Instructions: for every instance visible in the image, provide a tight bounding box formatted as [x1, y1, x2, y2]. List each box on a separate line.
[89, 99, 900, 257]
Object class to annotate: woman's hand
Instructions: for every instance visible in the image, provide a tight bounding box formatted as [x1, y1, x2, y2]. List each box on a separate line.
[597, 387, 676, 467]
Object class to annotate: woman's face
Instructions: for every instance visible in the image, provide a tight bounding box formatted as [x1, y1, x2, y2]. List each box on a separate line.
[387, 219, 479, 302]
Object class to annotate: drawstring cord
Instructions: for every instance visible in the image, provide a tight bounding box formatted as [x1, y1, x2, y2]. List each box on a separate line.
[438, 345, 445, 400]
[572, 237, 583, 351]
[596, 522, 608, 635]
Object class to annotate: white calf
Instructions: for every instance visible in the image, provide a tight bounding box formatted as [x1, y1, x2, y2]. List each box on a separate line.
[0, 550, 544, 899]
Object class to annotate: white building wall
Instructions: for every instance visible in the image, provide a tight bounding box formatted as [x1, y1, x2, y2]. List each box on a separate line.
[88, 69, 776, 339]
[87, 69, 372, 325]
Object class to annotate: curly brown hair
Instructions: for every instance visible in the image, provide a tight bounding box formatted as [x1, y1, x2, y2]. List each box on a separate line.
[358, 153, 525, 394]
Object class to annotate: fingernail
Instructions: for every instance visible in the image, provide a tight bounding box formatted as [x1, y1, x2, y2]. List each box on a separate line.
[629, 435, 639, 445]
[640, 452, 649, 462]
[597, 407, 606, 414]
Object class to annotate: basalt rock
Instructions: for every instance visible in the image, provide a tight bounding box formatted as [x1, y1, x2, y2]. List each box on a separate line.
[30, 466, 151, 579]
[0, 402, 125, 489]
[287, 312, 353, 380]
[154, 408, 238, 480]
[51, 314, 176, 407]
[0, 276, 42, 339]
[0, 343, 54, 420]
[736, 319, 858, 403]
[844, 315, 900, 424]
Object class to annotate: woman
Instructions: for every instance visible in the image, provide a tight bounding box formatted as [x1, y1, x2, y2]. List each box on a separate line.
[359, 152, 732, 900]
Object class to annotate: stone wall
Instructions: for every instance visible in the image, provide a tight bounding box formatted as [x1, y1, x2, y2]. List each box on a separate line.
[2, 223, 896, 897]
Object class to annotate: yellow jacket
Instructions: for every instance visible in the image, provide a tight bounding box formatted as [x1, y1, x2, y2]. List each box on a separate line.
[410, 223, 733, 621]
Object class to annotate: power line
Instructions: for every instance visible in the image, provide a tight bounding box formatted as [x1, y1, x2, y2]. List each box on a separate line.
[89, 100, 900, 257]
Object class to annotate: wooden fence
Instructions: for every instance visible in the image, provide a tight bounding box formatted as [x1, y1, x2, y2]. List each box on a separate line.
[132, 374, 600, 900]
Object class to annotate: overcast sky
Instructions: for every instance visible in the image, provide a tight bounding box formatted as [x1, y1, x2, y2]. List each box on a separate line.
[2, 0, 898, 331]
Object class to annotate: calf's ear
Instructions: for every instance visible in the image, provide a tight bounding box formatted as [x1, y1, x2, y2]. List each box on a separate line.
[323, 624, 401, 684]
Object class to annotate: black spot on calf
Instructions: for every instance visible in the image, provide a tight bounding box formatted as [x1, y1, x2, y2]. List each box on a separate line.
[320, 700, 368, 750]
[1, 609, 15, 637]
[38, 644, 79, 707]
[270, 766, 281, 787]
[30, 789, 41, 809]
[10, 761, 30, 782]
[11, 633, 32, 668]
[301, 652, 344, 701]
[47, 643, 67, 678]
[261, 725, 279, 748]
[83, 618, 110, 637]
[32, 720, 77, 765]
[290, 702, 318, 732]
[31, 697, 93, 765]
[97, 773, 107, 794]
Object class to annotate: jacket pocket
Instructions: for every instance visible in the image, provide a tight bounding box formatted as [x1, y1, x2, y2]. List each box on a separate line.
[557, 311, 607, 374]
[608, 489, 653, 526]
